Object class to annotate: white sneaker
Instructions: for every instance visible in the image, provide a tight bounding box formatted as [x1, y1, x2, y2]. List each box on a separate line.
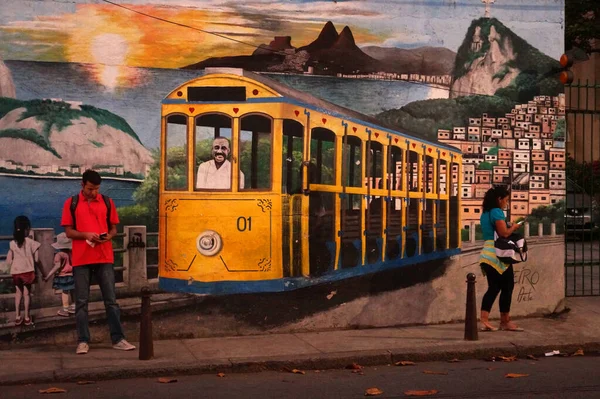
[112, 339, 136, 351]
[76, 342, 89, 354]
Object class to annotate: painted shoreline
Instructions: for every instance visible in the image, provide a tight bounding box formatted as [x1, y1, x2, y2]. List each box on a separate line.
[0, 172, 143, 183]
[262, 71, 451, 90]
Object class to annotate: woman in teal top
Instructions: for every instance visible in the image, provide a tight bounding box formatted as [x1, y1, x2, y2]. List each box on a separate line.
[479, 186, 523, 332]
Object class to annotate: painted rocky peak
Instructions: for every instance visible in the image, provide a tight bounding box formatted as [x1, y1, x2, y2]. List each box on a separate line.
[450, 18, 560, 98]
[299, 21, 339, 53]
[0, 102, 152, 176]
[0, 59, 16, 98]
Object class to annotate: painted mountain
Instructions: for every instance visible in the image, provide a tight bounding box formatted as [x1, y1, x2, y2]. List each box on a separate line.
[184, 21, 455, 76]
[375, 18, 562, 142]
[450, 18, 562, 100]
[0, 98, 153, 178]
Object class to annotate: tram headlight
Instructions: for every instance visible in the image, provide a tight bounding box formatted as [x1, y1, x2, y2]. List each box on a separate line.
[196, 230, 222, 256]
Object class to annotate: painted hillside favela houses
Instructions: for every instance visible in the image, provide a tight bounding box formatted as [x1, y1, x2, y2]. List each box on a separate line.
[438, 94, 566, 229]
[0, 0, 568, 336]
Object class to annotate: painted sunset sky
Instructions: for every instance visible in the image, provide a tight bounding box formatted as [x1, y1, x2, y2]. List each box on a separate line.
[1, 0, 564, 70]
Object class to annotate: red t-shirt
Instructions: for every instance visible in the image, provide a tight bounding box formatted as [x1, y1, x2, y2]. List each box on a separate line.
[60, 191, 119, 267]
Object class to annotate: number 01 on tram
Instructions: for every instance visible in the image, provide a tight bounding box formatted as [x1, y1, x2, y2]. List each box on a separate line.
[159, 68, 462, 295]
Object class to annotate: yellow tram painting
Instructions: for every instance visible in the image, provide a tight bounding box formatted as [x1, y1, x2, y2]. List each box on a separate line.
[159, 68, 462, 295]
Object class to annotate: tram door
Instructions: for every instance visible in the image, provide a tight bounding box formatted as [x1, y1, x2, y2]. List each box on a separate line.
[281, 123, 336, 278]
[281, 120, 305, 277]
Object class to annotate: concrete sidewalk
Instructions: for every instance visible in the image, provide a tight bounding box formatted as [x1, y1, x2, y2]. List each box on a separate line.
[1, 297, 599, 386]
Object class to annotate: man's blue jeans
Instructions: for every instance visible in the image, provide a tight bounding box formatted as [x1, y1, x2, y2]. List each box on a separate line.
[73, 263, 125, 344]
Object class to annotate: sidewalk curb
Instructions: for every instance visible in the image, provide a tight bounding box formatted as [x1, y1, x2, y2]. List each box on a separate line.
[2, 342, 599, 386]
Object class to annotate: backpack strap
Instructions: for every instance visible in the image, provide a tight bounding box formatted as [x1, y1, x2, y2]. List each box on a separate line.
[70, 194, 112, 231]
[70, 195, 79, 230]
[101, 194, 112, 230]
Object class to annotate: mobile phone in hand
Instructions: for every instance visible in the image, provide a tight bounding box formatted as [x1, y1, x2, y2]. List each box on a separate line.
[517, 220, 525, 225]
[99, 232, 108, 239]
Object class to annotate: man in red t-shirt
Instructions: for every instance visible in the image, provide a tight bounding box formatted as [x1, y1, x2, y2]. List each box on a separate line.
[61, 170, 136, 355]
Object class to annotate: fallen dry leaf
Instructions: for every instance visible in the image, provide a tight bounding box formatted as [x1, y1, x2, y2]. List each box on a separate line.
[526, 355, 538, 361]
[573, 349, 584, 356]
[38, 387, 66, 394]
[498, 355, 517, 362]
[158, 377, 178, 383]
[347, 362, 363, 370]
[447, 358, 460, 363]
[423, 370, 448, 375]
[395, 360, 416, 366]
[291, 369, 305, 375]
[217, 373, 225, 378]
[505, 373, 529, 378]
[404, 390, 439, 396]
[326, 290, 337, 300]
[365, 387, 384, 396]
[76, 381, 95, 385]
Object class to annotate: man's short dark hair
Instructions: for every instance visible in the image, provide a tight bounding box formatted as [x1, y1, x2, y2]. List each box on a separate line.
[82, 169, 102, 185]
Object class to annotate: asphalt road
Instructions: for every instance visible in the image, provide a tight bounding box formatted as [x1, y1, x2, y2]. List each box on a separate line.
[4, 356, 600, 398]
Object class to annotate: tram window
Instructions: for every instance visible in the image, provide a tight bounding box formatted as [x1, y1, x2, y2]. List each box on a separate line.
[194, 114, 233, 191]
[388, 146, 403, 190]
[424, 155, 434, 193]
[407, 150, 419, 192]
[282, 120, 304, 194]
[240, 115, 272, 190]
[343, 135, 362, 187]
[188, 86, 246, 102]
[367, 141, 384, 189]
[310, 128, 335, 185]
[449, 161, 460, 248]
[165, 114, 188, 191]
[439, 159, 448, 195]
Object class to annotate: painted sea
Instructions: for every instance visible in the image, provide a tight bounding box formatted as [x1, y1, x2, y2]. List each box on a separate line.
[0, 61, 447, 252]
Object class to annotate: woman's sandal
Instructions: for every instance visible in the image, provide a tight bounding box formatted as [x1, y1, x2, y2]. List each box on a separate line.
[499, 324, 524, 332]
[24, 317, 32, 326]
[15, 317, 23, 326]
[480, 325, 498, 332]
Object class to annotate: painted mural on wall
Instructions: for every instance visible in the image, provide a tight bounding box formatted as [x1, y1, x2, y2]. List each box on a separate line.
[0, 1, 565, 298]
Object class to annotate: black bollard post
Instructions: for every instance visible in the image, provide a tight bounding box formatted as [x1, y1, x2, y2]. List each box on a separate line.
[464, 273, 479, 341]
[139, 286, 154, 360]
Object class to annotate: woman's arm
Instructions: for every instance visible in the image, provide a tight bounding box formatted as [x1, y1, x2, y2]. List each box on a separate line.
[495, 219, 520, 238]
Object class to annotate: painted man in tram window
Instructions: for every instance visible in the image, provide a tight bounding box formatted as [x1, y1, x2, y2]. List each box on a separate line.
[196, 137, 245, 190]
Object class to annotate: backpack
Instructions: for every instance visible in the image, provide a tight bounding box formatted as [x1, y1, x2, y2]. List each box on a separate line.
[490, 213, 528, 264]
[70, 194, 112, 231]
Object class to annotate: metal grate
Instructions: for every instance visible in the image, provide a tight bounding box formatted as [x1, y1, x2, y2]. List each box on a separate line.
[565, 81, 600, 296]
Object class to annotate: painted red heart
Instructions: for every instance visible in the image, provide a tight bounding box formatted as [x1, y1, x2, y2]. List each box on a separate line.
[189, 107, 195, 113]
[374, 132, 379, 138]
[428, 148, 432, 153]
[352, 127, 357, 132]
[394, 138, 399, 143]
[322, 118, 327, 124]
[412, 143, 416, 148]
[294, 110, 299, 117]
[233, 108, 239, 114]
[442, 152, 446, 156]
